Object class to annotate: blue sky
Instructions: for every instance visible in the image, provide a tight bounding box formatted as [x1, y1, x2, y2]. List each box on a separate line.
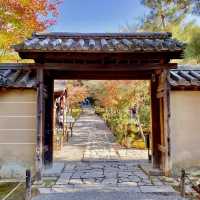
[51, 0, 200, 33]
[51, 0, 148, 32]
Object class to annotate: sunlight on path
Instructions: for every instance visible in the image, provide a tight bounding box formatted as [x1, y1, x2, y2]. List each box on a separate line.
[55, 108, 148, 162]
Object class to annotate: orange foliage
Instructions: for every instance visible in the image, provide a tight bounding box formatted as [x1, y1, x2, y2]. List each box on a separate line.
[94, 80, 141, 109]
[67, 84, 89, 108]
[0, 0, 61, 52]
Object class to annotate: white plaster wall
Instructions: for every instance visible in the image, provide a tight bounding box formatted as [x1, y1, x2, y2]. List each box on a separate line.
[170, 91, 200, 172]
[0, 89, 36, 179]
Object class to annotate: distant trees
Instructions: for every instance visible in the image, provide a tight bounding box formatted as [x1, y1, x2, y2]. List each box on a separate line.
[122, 0, 200, 64]
[141, 0, 200, 30]
[66, 81, 89, 111]
[141, 0, 189, 30]
[185, 31, 200, 63]
[85, 80, 150, 148]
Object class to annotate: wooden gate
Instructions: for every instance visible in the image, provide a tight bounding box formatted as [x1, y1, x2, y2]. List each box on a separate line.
[11, 32, 183, 180]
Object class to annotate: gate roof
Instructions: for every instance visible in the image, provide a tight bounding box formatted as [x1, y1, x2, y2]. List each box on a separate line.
[14, 32, 183, 54]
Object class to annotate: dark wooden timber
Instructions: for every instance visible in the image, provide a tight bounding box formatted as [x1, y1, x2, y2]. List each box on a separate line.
[0, 63, 177, 70]
[44, 73, 54, 166]
[18, 52, 182, 63]
[156, 69, 171, 176]
[35, 68, 44, 181]
[164, 70, 171, 176]
[171, 86, 200, 90]
[25, 169, 31, 200]
[151, 73, 161, 169]
[48, 70, 152, 80]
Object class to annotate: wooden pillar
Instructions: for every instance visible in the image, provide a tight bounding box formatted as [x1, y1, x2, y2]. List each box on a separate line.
[157, 69, 171, 176]
[151, 73, 161, 168]
[44, 76, 54, 166]
[35, 68, 44, 181]
[163, 69, 171, 176]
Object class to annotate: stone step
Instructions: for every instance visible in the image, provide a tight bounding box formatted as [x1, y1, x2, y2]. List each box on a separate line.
[139, 164, 164, 176]
[42, 162, 65, 177]
[36, 188, 185, 200]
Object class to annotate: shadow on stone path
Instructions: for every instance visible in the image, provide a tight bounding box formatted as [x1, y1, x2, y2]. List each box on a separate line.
[36, 108, 185, 200]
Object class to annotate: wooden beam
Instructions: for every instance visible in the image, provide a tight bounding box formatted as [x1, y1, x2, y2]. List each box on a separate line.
[41, 63, 177, 71]
[49, 71, 152, 80]
[18, 51, 183, 61]
[171, 86, 200, 91]
[0, 63, 177, 70]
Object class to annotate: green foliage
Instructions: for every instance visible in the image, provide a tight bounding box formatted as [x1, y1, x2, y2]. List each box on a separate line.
[141, 0, 200, 30]
[141, 0, 189, 30]
[71, 108, 82, 120]
[136, 0, 200, 63]
[185, 31, 200, 63]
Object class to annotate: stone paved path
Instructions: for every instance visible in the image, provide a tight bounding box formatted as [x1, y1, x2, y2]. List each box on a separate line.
[35, 109, 185, 200]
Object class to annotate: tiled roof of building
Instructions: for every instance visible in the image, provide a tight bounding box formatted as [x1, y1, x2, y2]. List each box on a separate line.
[169, 68, 200, 89]
[0, 69, 37, 88]
[0, 66, 200, 89]
[14, 32, 184, 53]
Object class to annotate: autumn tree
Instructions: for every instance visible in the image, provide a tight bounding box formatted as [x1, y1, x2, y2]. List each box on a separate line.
[0, 0, 61, 61]
[85, 80, 150, 147]
[66, 80, 89, 114]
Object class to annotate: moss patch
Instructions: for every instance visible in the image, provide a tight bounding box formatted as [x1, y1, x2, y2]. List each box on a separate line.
[6, 183, 25, 200]
[0, 182, 18, 199]
[42, 179, 57, 188]
[0, 182, 39, 200]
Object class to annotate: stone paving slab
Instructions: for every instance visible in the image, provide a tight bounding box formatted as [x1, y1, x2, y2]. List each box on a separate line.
[38, 188, 53, 194]
[42, 162, 65, 177]
[56, 173, 72, 185]
[140, 185, 177, 193]
[36, 109, 185, 199]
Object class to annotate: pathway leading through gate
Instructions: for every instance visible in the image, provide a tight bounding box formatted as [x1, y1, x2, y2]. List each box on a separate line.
[55, 108, 148, 162]
[34, 108, 184, 200]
